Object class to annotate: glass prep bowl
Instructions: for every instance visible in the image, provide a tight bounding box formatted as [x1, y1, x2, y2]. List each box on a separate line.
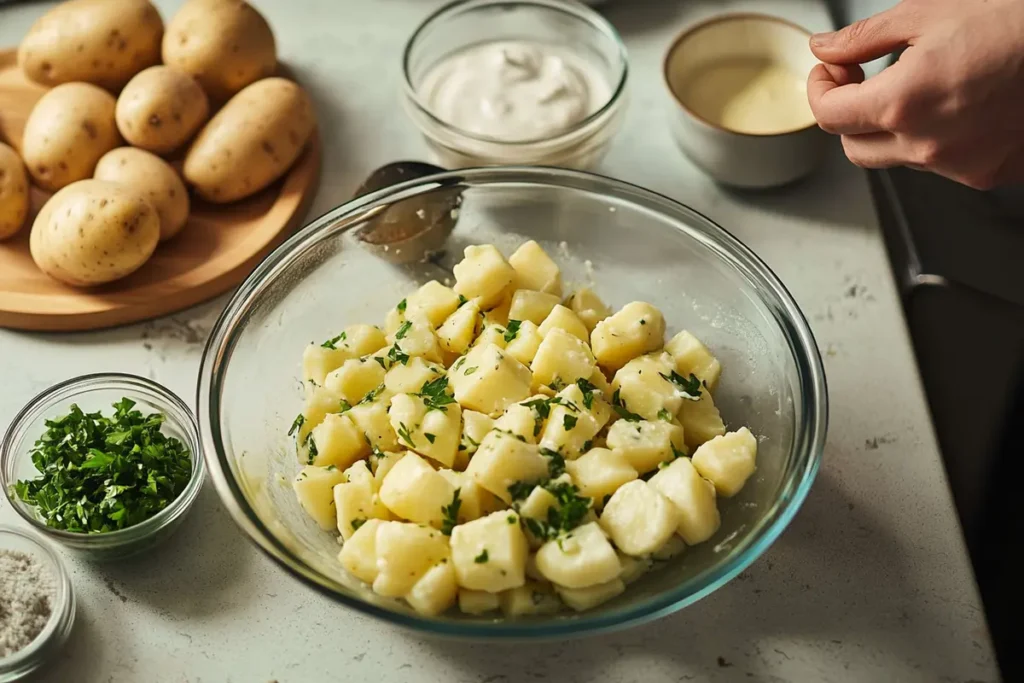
[197, 167, 828, 638]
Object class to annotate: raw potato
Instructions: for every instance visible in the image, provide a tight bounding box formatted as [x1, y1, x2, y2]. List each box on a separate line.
[0, 143, 29, 240]
[21, 83, 121, 191]
[162, 0, 277, 102]
[115, 66, 210, 154]
[18, 0, 163, 90]
[94, 148, 189, 241]
[29, 180, 160, 287]
[183, 78, 315, 203]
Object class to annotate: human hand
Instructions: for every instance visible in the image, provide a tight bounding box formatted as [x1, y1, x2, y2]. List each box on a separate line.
[807, 0, 1024, 189]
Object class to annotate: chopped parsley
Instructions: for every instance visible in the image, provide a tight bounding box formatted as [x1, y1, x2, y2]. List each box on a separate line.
[464, 366, 478, 376]
[417, 376, 456, 412]
[611, 389, 643, 421]
[542, 448, 566, 477]
[288, 413, 305, 437]
[657, 408, 673, 421]
[397, 299, 407, 313]
[522, 396, 578, 422]
[457, 294, 469, 307]
[452, 357, 466, 372]
[563, 414, 578, 431]
[441, 489, 461, 535]
[521, 482, 592, 541]
[639, 319, 647, 326]
[670, 443, 687, 460]
[339, 399, 353, 412]
[575, 378, 597, 409]
[397, 422, 415, 447]
[320, 331, 347, 349]
[507, 480, 536, 501]
[474, 549, 489, 563]
[425, 433, 436, 444]
[307, 436, 319, 464]
[581, 439, 593, 452]
[351, 518, 367, 532]
[503, 320, 522, 343]
[385, 343, 410, 367]
[549, 377, 567, 391]
[507, 514, 517, 524]
[659, 370, 702, 399]
[394, 320, 413, 340]
[358, 384, 385, 405]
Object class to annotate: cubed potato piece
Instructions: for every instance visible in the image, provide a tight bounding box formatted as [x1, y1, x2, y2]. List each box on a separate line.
[566, 287, 611, 332]
[652, 534, 687, 561]
[531, 328, 596, 389]
[348, 400, 400, 453]
[372, 521, 450, 598]
[508, 240, 562, 296]
[450, 344, 533, 416]
[406, 560, 458, 616]
[534, 521, 621, 589]
[451, 510, 529, 592]
[517, 484, 559, 548]
[591, 302, 666, 371]
[611, 353, 684, 422]
[438, 470, 504, 523]
[500, 582, 562, 616]
[691, 427, 757, 497]
[508, 290, 562, 325]
[538, 305, 589, 342]
[334, 464, 390, 540]
[665, 330, 722, 391]
[384, 357, 445, 395]
[648, 457, 720, 544]
[565, 448, 637, 502]
[494, 400, 543, 444]
[458, 589, 501, 615]
[437, 299, 481, 355]
[293, 465, 347, 530]
[453, 245, 516, 309]
[302, 345, 354, 387]
[386, 319, 443, 364]
[324, 358, 387, 405]
[379, 452, 457, 528]
[371, 450, 403, 489]
[618, 553, 653, 585]
[304, 324, 388, 385]
[538, 383, 612, 459]
[504, 320, 543, 366]
[557, 578, 625, 611]
[466, 431, 549, 503]
[388, 393, 462, 467]
[309, 413, 370, 469]
[459, 410, 494, 464]
[678, 389, 726, 451]
[606, 419, 686, 473]
[296, 385, 347, 445]
[407, 281, 462, 328]
[482, 296, 512, 327]
[338, 518, 385, 584]
[599, 480, 678, 556]
[587, 367, 612, 395]
[471, 323, 508, 350]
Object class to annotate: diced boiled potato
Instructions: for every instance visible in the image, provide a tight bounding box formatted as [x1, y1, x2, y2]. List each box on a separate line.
[384, 357, 445, 395]
[309, 412, 370, 469]
[303, 346, 353, 387]
[459, 589, 501, 615]
[379, 452, 457, 528]
[384, 306, 405, 337]
[565, 448, 638, 502]
[450, 344, 533, 416]
[586, 367, 612, 395]
[371, 450, 402, 484]
[665, 330, 722, 391]
[472, 324, 508, 350]
[348, 400, 400, 453]
[618, 553, 653, 585]
[678, 388, 726, 451]
[303, 324, 388, 385]
[458, 410, 494, 467]
[504, 320, 543, 366]
[516, 484, 558, 548]
[538, 383, 612, 458]
[508, 290, 561, 325]
[406, 281, 462, 328]
[611, 353, 684, 422]
[338, 518, 384, 584]
[344, 459, 375, 487]
[538, 305, 589, 342]
[494, 400, 543, 444]
[566, 287, 611, 332]
[387, 393, 462, 467]
[437, 300, 481, 355]
[438, 470, 504, 523]
[606, 419, 686, 473]
[534, 522, 621, 589]
[499, 582, 562, 616]
[599, 480, 678, 556]
[531, 328, 596, 390]
[482, 296, 512, 327]
[334, 463, 390, 540]
[691, 427, 757, 497]
[524, 553, 547, 583]
[451, 510, 529, 592]
[466, 431, 549, 503]
[648, 457, 720, 544]
[508, 240, 562, 296]
[293, 465, 347, 530]
[557, 578, 625, 611]
[453, 245, 516, 309]
[372, 521, 450, 598]
[387, 319, 443, 364]
[591, 302, 666, 371]
[324, 358, 386, 405]
[406, 560, 458, 616]
[651, 534, 687, 561]
[296, 385, 347, 444]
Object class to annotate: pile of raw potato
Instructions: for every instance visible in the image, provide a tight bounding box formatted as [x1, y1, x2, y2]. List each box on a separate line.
[0, 0, 315, 287]
[291, 240, 759, 617]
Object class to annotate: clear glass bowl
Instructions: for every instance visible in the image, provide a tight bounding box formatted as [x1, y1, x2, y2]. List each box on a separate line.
[401, 0, 628, 169]
[197, 167, 828, 638]
[0, 526, 75, 682]
[0, 374, 205, 561]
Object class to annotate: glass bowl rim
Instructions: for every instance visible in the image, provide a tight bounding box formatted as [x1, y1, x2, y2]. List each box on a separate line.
[401, 0, 630, 147]
[197, 165, 828, 638]
[0, 373, 206, 547]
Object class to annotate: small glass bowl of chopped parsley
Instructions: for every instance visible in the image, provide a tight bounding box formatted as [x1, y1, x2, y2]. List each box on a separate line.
[0, 374, 204, 561]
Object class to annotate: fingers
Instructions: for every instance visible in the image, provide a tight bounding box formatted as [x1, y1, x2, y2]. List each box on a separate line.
[808, 62, 902, 134]
[841, 132, 905, 168]
[810, 3, 916, 64]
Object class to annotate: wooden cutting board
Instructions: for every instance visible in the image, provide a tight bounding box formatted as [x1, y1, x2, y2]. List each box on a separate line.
[0, 48, 321, 332]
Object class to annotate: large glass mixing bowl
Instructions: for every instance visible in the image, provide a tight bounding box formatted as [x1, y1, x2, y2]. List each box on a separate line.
[197, 167, 827, 638]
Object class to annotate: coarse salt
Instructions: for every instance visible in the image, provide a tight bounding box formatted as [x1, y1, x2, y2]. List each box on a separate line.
[0, 549, 56, 659]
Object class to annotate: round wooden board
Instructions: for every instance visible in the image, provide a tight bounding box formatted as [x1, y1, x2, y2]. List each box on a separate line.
[0, 48, 321, 332]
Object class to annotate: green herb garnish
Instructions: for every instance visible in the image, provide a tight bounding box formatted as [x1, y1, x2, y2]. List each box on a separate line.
[575, 378, 597, 409]
[359, 384, 385, 405]
[441, 489, 461, 535]
[611, 389, 643, 421]
[351, 518, 367, 532]
[452, 357, 466, 372]
[542, 448, 565, 477]
[386, 344, 410, 367]
[288, 413, 305, 437]
[395, 320, 413, 340]
[457, 294, 468, 307]
[507, 514, 517, 524]
[503, 320, 522, 343]
[417, 377, 456, 412]
[425, 433, 436, 444]
[464, 366, 478, 376]
[397, 299, 407, 313]
[307, 436, 319, 464]
[657, 408, 672, 421]
[563, 414, 578, 431]
[321, 331, 347, 350]
[397, 422, 415, 447]
[581, 439, 593, 452]
[521, 482, 592, 541]
[474, 549, 489, 563]
[339, 399, 353, 413]
[659, 370, 702, 399]
[507, 480, 536, 501]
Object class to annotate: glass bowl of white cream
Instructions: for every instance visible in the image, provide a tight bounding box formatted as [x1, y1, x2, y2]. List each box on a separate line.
[401, 0, 628, 170]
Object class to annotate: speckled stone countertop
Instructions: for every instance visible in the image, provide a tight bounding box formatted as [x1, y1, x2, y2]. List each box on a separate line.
[0, 1, 1000, 681]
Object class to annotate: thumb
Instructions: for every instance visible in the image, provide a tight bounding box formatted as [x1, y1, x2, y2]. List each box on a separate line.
[810, 5, 915, 64]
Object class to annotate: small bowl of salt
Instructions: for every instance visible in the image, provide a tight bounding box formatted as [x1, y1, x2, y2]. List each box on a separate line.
[0, 526, 75, 682]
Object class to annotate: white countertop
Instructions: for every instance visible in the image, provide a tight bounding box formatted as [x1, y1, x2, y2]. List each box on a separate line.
[0, 1, 999, 681]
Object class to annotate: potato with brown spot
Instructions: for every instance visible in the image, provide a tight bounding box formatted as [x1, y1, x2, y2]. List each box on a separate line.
[184, 77, 315, 203]
[30, 180, 160, 287]
[18, 0, 164, 91]
[94, 148, 189, 241]
[21, 83, 121, 192]
[115, 66, 210, 155]
[162, 0, 277, 102]
[0, 142, 30, 240]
